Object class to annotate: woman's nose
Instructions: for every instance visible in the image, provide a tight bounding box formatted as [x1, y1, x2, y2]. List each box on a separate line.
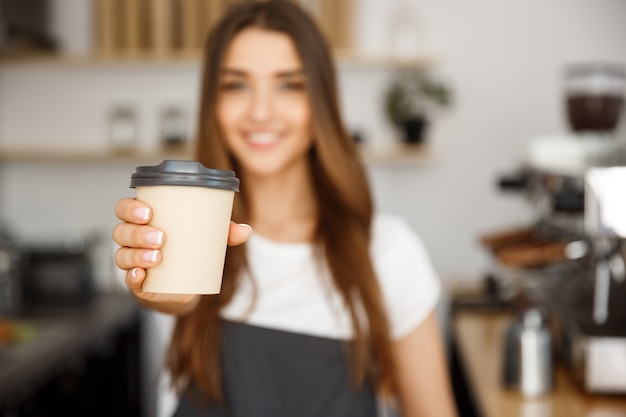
[248, 87, 273, 121]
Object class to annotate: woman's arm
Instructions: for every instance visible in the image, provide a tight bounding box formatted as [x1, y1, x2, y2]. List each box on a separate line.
[392, 310, 459, 417]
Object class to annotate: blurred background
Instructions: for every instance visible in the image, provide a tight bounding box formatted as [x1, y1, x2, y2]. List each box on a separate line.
[0, 0, 625, 416]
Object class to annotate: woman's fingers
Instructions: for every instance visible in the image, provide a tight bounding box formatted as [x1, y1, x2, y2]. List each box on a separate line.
[114, 221, 247, 250]
[125, 267, 147, 293]
[115, 199, 250, 247]
[114, 200, 249, 283]
[115, 246, 161, 270]
[124, 267, 201, 310]
[228, 222, 253, 246]
[112, 222, 165, 249]
[114, 221, 248, 249]
[114, 197, 152, 224]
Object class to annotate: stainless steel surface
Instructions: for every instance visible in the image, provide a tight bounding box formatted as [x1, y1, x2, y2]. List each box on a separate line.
[609, 251, 626, 282]
[593, 259, 611, 324]
[584, 168, 626, 324]
[502, 308, 553, 397]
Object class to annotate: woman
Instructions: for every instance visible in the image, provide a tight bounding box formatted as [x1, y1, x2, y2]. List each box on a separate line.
[113, 1, 458, 416]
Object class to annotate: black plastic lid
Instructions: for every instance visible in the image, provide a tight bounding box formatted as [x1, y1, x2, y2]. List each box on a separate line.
[130, 160, 239, 192]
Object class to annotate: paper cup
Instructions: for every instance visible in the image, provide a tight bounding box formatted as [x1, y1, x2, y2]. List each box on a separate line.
[130, 160, 239, 294]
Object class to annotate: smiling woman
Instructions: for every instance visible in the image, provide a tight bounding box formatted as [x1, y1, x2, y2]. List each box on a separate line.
[111, 1, 458, 417]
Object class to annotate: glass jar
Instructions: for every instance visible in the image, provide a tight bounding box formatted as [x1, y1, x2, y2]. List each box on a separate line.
[565, 64, 625, 133]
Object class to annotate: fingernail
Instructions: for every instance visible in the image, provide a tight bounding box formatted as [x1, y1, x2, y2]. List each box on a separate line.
[240, 224, 253, 236]
[143, 250, 159, 262]
[146, 231, 164, 245]
[130, 268, 138, 279]
[134, 207, 150, 221]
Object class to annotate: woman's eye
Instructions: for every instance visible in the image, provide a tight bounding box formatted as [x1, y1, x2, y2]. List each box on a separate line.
[278, 81, 305, 91]
[220, 81, 247, 91]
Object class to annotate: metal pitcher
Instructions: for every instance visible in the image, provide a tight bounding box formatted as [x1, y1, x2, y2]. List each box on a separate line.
[502, 307, 554, 397]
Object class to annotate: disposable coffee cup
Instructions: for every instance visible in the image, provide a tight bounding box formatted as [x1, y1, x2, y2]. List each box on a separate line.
[130, 160, 239, 294]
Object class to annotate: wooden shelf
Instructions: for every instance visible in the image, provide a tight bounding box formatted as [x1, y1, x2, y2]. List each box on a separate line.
[0, 143, 436, 166]
[0, 50, 435, 70]
[0, 52, 201, 68]
[359, 143, 437, 165]
[0, 147, 192, 163]
[334, 49, 436, 69]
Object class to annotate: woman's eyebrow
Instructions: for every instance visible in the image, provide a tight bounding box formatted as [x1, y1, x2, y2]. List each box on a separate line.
[220, 68, 305, 77]
[220, 68, 247, 76]
[276, 69, 306, 77]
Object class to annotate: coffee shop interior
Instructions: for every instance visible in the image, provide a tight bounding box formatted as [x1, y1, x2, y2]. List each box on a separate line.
[1, 0, 626, 416]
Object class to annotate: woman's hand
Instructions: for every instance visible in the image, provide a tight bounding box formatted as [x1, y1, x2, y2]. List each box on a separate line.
[112, 197, 252, 315]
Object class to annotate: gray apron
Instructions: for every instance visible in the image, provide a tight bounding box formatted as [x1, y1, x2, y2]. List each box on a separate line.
[173, 320, 377, 417]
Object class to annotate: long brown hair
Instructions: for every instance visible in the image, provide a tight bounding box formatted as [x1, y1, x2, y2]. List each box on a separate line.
[167, 0, 397, 404]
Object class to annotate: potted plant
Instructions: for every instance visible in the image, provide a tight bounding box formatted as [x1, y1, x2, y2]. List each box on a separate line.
[384, 70, 453, 144]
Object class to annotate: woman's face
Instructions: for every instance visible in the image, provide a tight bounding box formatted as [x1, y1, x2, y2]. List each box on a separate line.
[217, 28, 313, 178]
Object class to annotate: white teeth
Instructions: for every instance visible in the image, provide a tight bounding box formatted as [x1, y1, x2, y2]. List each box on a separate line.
[248, 132, 278, 144]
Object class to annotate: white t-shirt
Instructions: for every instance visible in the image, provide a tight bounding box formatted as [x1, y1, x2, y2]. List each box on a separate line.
[153, 213, 440, 417]
[220, 213, 441, 340]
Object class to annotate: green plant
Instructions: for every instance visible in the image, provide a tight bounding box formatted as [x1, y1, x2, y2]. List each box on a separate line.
[384, 70, 453, 127]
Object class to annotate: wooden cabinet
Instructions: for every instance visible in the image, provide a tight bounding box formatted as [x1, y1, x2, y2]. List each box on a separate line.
[93, 0, 355, 57]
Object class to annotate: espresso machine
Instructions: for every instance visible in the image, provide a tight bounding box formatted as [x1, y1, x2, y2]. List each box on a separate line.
[480, 63, 626, 394]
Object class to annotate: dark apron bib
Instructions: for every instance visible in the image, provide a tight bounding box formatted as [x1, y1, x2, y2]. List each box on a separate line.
[173, 320, 377, 417]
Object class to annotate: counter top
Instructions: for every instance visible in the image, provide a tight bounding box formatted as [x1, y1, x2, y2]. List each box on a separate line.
[453, 311, 626, 417]
[0, 294, 140, 407]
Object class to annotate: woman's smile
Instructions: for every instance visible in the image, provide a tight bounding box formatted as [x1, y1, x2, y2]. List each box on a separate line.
[243, 130, 283, 149]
